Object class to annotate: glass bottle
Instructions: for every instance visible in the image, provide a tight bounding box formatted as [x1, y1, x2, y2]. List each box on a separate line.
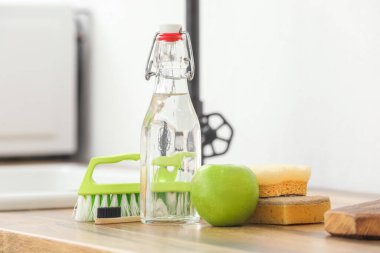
[140, 24, 201, 224]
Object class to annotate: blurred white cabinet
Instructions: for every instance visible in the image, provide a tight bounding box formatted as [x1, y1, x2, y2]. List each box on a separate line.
[0, 5, 77, 157]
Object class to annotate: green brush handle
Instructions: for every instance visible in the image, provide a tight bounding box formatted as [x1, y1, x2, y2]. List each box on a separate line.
[78, 153, 140, 195]
[152, 152, 196, 182]
[150, 152, 195, 192]
[151, 182, 191, 192]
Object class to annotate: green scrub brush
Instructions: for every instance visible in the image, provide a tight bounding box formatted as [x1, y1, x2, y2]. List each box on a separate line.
[74, 153, 140, 222]
[74, 152, 195, 221]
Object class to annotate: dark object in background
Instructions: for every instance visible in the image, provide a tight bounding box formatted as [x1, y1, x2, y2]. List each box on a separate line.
[186, 0, 234, 161]
[200, 113, 233, 158]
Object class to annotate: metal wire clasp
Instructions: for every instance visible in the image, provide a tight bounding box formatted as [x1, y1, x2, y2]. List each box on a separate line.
[144, 31, 195, 81]
[145, 32, 159, 81]
[183, 31, 195, 81]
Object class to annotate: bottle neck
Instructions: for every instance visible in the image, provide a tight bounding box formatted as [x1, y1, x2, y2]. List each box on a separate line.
[154, 76, 189, 94]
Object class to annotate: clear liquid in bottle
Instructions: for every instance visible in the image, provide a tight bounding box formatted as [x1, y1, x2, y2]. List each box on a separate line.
[140, 24, 201, 224]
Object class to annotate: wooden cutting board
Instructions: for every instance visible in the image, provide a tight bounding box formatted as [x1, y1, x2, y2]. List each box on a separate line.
[325, 199, 380, 239]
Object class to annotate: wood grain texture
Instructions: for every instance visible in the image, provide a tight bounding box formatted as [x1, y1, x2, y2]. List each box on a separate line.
[0, 189, 379, 253]
[325, 199, 380, 238]
[0, 229, 112, 253]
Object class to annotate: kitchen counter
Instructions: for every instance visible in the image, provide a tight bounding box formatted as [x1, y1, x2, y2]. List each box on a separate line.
[0, 189, 380, 253]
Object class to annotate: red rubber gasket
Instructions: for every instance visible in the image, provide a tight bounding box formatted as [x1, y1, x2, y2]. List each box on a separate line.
[158, 33, 183, 42]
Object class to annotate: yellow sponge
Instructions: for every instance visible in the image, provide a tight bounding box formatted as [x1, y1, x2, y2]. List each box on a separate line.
[251, 164, 311, 197]
[249, 195, 331, 225]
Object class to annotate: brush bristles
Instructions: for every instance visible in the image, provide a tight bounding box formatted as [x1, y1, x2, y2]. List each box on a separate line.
[149, 192, 191, 217]
[74, 193, 139, 222]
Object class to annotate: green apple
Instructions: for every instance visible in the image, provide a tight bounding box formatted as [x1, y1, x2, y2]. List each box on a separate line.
[191, 164, 259, 227]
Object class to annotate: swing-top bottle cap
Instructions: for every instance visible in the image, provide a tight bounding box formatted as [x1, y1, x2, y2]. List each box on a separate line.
[159, 24, 183, 42]
[145, 24, 194, 80]
[159, 24, 182, 34]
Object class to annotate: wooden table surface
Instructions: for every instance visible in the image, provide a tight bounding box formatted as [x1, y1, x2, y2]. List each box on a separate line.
[0, 189, 380, 253]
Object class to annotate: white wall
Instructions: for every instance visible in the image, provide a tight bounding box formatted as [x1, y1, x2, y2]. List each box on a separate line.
[201, 0, 380, 193]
